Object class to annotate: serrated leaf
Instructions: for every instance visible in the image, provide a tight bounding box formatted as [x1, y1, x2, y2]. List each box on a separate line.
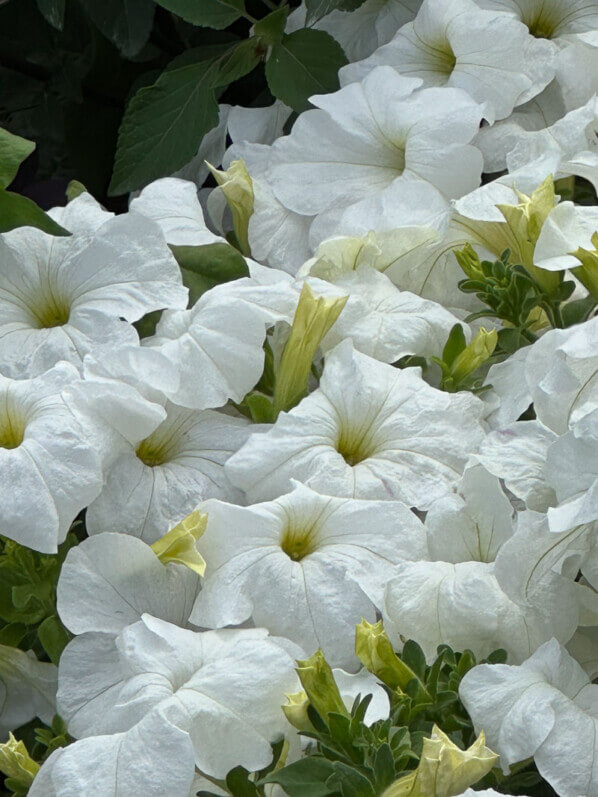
[110, 47, 257, 194]
[78, 0, 155, 58]
[0, 189, 70, 235]
[265, 29, 347, 112]
[305, 0, 366, 25]
[153, 0, 246, 28]
[36, 0, 65, 29]
[254, 6, 289, 45]
[0, 127, 35, 188]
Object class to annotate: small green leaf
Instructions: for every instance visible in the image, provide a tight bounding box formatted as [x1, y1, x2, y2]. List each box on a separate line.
[66, 180, 87, 202]
[37, 615, 70, 665]
[171, 242, 249, 304]
[441, 323, 467, 367]
[329, 762, 376, 797]
[266, 29, 347, 112]
[305, 0, 366, 24]
[400, 640, 427, 681]
[254, 6, 289, 46]
[0, 127, 35, 189]
[261, 757, 338, 796]
[36, 0, 65, 29]
[225, 766, 261, 796]
[153, 0, 246, 29]
[0, 189, 70, 236]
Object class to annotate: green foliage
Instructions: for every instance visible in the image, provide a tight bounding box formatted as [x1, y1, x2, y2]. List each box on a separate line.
[265, 29, 348, 112]
[0, 533, 78, 664]
[77, 0, 155, 58]
[0, 128, 35, 189]
[305, 0, 366, 25]
[154, 0, 247, 29]
[171, 241, 250, 304]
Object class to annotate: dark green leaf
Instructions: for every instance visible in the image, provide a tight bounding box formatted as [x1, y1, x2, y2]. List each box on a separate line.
[0, 622, 28, 647]
[38, 615, 70, 665]
[266, 29, 347, 112]
[562, 295, 598, 326]
[172, 242, 249, 282]
[329, 762, 375, 797]
[305, 0, 366, 25]
[0, 189, 70, 235]
[36, 0, 65, 29]
[225, 766, 260, 796]
[213, 37, 263, 86]
[261, 757, 338, 796]
[0, 127, 35, 189]
[400, 641, 426, 681]
[78, 0, 155, 58]
[373, 744, 396, 791]
[153, 0, 246, 29]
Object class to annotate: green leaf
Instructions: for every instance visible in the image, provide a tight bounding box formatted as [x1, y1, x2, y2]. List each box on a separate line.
[172, 242, 249, 283]
[225, 766, 261, 796]
[0, 127, 35, 189]
[400, 641, 427, 681]
[261, 757, 338, 796]
[78, 0, 155, 58]
[153, 0, 246, 28]
[441, 323, 466, 367]
[254, 6, 289, 46]
[305, 0, 366, 25]
[66, 180, 87, 202]
[110, 45, 258, 195]
[37, 615, 70, 665]
[329, 762, 375, 797]
[0, 189, 70, 235]
[36, 0, 65, 29]
[373, 744, 396, 791]
[266, 29, 347, 112]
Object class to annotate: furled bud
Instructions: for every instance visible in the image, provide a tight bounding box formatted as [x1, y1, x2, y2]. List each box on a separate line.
[273, 282, 347, 417]
[449, 327, 497, 385]
[454, 243, 484, 281]
[207, 159, 254, 256]
[151, 510, 207, 576]
[382, 726, 498, 797]
[0, 733, 39, 790]
[355, 619, 418, 693]
[282, 691, 314, 732]
[295, 649, 348, 722]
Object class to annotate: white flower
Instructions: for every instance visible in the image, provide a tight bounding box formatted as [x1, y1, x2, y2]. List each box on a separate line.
[534, 200, 598, 271]
[0, 363, 103, 553]
[130, 177, 222, 247]
[478, 0, 598, 42]
[0, 645, 57, 736]
[57, 532, 200, 636]
[29, 711, 196, 797]
[0, 193, 187, 377]
[191, 483, 427, 668]
[226, 340, 487, 506]
[267, 67, 483, 238]
[333, 668, 390, 724]
[459, 638, 598, 797]
[341, 0, 555, 124]
[227, 101, 292, 148]
[71, 346, 250, 542]
[57, 617, 298, 777]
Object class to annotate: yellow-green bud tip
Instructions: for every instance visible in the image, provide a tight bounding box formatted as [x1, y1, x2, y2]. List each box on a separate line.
[151, 510, 207, 576]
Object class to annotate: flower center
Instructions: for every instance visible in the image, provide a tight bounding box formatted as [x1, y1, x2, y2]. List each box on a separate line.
[335, 424, 378, 467]
[136, 430, 180, 467]
[27, 293, 71, 329]
[521, 4, 560, 38]
[280, 522, 319, 561]
[0, 405, 26, 450]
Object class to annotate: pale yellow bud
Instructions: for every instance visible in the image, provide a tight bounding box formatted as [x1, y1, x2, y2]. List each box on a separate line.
[296, 649, 348, 721]
[355, 619, 419, 693]
[207, 159, 254, 256]
[0, 733, 39, 788]
[151, 510, 207, 576]
[450, 327, 497, 384]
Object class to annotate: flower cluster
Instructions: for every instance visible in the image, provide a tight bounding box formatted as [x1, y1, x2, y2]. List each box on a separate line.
[1, 0, 598, 795]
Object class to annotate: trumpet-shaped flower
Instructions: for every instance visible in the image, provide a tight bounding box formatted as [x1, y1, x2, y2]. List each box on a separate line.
[57, 617, 298, 777]
[226, 340, 487, 506]
[459, 638, 598, 797]
[0, 363, 103, 553]
[267, 67, 483, 236]
[478, 0, 598, 42]
[191, 482, 427, 668]
[341, 0, 555, 124]
[0, 193, 187, 377]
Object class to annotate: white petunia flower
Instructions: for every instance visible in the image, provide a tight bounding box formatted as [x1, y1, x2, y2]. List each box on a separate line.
[478, 0, 598, 42]
[57, 617, 298, 778]
[71, 346, 250, 543]
[459, 638, 598, 797]
[191, 483, 427, 669]
[0, 363, 103, 553]
[0, 193, 187, 378]
[226, 340, 487, 506]
[534, 200, 598, 271]
[267, 67, 483, 238]
[341, 0, 555, 124]
[0, 645, 57, 737]
[57, 532, 200, 636]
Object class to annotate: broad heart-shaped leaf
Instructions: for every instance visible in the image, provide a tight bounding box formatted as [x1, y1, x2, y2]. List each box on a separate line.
[266, 29, 347, 112]
[110, 45, 260, 195]
[78, 0, 155, 58]
[261, 757, 338, 796]
[36, 0, 65, 29]
[0, 189, 69, 235]
[153, 0, 246, 28]
[0, 126, 34, 188]
[305, 0, 366, 24]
